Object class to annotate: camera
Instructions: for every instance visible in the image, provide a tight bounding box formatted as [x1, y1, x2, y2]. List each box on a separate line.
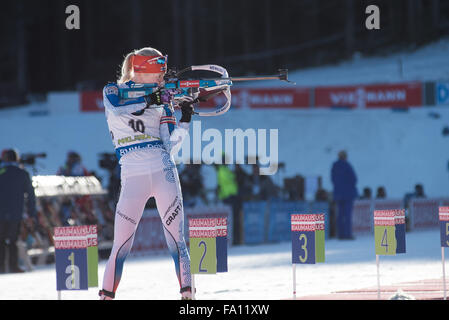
[99, 153, 118, 171]
[20, 153, 47, 165]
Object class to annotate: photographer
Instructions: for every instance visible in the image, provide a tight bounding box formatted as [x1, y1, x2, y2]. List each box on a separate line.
[57, 151, 90, 176]
[98, 152, 120, 203]
[0, 149, 36, 273]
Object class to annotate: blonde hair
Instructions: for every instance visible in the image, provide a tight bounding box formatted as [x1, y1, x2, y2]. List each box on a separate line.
[118, 47, 164, 84]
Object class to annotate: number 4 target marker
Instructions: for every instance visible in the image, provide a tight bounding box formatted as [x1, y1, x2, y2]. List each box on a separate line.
[373, 210, 406, 300]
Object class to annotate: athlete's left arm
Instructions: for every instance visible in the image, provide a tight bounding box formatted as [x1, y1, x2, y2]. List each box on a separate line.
[159, 105, 190, 156]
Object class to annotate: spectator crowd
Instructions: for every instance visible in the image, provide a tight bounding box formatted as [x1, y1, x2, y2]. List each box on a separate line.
[0, 147, 432, 273]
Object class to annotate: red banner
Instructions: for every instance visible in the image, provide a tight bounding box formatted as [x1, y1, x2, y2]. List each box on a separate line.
[314, 82, 422, 109]
[80, 90, 104, 112]
[199, 88, 310, 109]
[80, 82, 423, 112]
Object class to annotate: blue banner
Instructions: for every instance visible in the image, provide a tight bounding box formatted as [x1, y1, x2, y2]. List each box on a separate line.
[440, 221, 449, 247]
[242, 201, 267, 244]
[436, 82, 449, 105]
[216, 236, 228, 272]
[268, 201, 308, 242]
[395, 223, 406, 254]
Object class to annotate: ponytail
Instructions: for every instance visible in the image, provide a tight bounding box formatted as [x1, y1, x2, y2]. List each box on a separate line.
[118, 52, 134, 84]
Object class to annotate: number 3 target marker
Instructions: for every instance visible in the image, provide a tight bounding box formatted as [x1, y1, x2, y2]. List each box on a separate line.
[291, 213, 325, 299]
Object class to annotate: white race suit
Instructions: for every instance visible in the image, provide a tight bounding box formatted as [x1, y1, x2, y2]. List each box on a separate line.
[101, 81, 191, 296]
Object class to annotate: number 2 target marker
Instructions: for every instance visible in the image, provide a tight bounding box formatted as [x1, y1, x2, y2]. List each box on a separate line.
[188, 218, 228, 300]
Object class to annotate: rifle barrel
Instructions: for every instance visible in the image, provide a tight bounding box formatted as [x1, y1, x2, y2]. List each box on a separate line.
[202, 75, 282, 82]
[230, 75, 282, 81]
[203, 70, 294, 84]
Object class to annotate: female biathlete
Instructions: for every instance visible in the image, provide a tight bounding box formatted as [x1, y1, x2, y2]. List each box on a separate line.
[99, 47, 194, 300]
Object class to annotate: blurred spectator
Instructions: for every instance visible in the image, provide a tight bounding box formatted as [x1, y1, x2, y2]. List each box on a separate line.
[414, 184, 426, 198]
[93, 198, 114, 241]
[315, 188, 329, 202]
[234, 164, 252, 202]
[283, 175, 305, 201]
[403, 183, 426, 232]
[98, 152, 121, 203]
[17, 219, 35, 271]
[215, 157, 241, 245]
[331, 150, 358, 240]
[108, 164, 121, 203]
[404, 183, 426, 207]
[57, 151, 90, 176]
[59, 197, 73, 226]
[360, 187, 372, 199]
[250, 164, 279, 201]
[0, 149, 37, 273]
[179, 164, 207, 207]
[376, 186, 387, 199]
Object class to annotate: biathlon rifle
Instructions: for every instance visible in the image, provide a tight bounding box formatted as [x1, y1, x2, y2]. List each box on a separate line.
[118, 65, 294, 117]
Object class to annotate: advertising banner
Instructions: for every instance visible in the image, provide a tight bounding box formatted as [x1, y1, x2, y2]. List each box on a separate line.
[436, 82, 449, 105]
[314, 82, 422, 109]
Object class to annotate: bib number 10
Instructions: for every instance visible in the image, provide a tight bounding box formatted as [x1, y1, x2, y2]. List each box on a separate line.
[129, 119, 145, 133]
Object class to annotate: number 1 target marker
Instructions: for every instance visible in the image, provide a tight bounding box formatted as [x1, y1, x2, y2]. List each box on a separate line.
[54, 225, 98, 300]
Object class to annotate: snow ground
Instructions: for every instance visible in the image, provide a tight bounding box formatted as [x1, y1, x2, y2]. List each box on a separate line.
[0, 229, 444, 300]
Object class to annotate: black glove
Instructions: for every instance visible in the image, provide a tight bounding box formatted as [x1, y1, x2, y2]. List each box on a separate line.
[179, 101, 195, 123]
[144, 90, 164, 106]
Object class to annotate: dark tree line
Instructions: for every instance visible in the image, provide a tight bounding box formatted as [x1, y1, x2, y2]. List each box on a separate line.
[1, 0, 448, 107]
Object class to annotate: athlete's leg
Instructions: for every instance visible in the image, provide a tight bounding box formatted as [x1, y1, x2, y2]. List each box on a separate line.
[151, 155, 191, 295]
[101, 173, 151, 298]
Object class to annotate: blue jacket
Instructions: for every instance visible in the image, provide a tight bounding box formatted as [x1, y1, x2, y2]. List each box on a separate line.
[0, 163, 36, 221]
[331, 159, 358, 201]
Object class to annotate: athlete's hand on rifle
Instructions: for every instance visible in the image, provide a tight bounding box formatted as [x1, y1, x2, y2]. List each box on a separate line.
[179, 98, 195, 123]
[144, 88, 175, 106]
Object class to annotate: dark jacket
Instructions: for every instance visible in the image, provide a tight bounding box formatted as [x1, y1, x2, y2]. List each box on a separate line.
[0, 163, 36, 221]
[331, 159, 358, 201]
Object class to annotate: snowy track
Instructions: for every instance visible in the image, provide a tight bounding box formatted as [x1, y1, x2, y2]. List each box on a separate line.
[0, 229, 444, 300]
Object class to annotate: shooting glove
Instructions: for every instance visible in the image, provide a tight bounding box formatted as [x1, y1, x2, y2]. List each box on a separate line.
[179, 100, 195, 123]
[144, 89, 174, 106]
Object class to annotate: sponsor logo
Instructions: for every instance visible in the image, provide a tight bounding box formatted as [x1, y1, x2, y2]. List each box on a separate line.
[330, 88, 407, 106]
[105, 85, 118, 95]
[117, 210, 137, 225]
[180, 80, 200, 88]
[209, 65, 225, 74]
[166, 203, 182, 226]
[117, 134, 160, 146]
[164, 196, 179, 219]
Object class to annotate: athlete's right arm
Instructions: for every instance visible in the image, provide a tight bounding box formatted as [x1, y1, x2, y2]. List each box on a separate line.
[103, 83, 147, 115]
